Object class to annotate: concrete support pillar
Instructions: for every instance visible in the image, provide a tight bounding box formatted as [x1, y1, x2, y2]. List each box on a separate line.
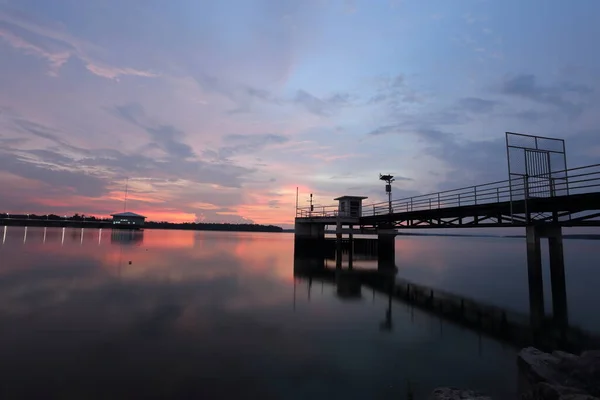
[377, 228, 396, 270]
[526, 226, 545, 328]
[294, 220, 325, 260]
[525, 224, 569, 329]
[348, 225, 354, 270]
[547, 226, 568, 328]
[335, 219, 342, 269]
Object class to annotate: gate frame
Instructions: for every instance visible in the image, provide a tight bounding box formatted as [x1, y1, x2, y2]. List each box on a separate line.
[505, 132, 569, 223]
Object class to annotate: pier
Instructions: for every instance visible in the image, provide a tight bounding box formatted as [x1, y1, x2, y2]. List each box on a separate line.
[294, 133, 600, 330]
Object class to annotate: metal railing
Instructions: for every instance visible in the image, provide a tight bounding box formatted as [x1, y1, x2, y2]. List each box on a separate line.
[295, 164, 600, 219]
[296, 205, 340, 218]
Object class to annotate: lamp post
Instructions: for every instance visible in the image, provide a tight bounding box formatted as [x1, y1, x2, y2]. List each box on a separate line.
[379, 174, 395, 214]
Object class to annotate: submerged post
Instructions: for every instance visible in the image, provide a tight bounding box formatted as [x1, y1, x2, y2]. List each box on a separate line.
[547, 226, 568, 328]
[526, 226, 545, 328]
[377, 224, 396, 270]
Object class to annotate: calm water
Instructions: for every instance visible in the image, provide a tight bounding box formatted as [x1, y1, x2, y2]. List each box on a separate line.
[0, 227, 598, 399]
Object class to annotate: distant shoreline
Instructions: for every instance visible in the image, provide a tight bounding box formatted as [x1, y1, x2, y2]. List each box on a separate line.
[0, 219, 283, 233]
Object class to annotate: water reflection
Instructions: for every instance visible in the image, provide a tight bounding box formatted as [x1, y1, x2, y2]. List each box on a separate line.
[0, 228, 597, 399]
[293, 241, 600, 354]
[110, 229, 145, 246]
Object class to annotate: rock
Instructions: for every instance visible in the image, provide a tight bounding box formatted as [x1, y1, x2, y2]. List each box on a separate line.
[581, 351, 600, 359]
[553, 351, 580, 363]
[430, 387, 492, 400]
[518, 347, 600, 400]
[521, 383, 588, 400]
[518, 347, 569, 389]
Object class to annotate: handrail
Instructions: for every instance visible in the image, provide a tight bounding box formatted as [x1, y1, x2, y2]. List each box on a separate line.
[296, 163, 600, 218]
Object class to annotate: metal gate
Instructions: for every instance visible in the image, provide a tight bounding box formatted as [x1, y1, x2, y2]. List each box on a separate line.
[524, 148, 553, 198]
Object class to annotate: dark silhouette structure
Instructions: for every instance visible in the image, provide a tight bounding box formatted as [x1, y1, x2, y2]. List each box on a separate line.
[294, 133, 600, 331]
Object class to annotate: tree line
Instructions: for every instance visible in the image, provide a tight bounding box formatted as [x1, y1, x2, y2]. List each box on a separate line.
[0, 213, 283, 232]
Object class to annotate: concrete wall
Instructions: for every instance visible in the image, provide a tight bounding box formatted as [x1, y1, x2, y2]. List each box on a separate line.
[294, 221, 325, 239]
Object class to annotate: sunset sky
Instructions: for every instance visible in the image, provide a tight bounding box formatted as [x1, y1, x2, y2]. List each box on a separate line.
[1, 0, 599, 227]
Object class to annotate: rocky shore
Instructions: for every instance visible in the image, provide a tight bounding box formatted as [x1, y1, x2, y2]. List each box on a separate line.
[429, 347, 600, 400]
[518, 347, 600, 400]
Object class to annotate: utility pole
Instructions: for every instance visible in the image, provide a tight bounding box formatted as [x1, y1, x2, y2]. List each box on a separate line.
[124, 177, 129, 212]
[379, 174, 395, 214]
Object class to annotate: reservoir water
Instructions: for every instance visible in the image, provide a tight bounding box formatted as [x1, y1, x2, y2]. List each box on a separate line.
[0, 227, 598, 399]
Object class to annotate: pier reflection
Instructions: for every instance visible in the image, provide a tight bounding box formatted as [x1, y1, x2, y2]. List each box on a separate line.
[110, 229, 145, 246]
[293, 244, 600, 353]
[0, 226, 144, 247]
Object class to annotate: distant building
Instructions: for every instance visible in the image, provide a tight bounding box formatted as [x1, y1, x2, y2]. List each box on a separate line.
[110, 212, 146, 227]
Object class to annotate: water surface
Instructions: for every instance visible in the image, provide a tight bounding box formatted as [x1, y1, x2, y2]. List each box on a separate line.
[0, 227, 597, 399]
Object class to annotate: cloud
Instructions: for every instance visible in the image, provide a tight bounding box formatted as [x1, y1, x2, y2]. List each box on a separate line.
[500, 74, 593, 116]
[368, 125, 400, 136]
[457, 97, 498, 113]
[2, 0, 600, 226]
[207, 133, 290, 160]
[0, 8, 157, 80]
[1, 113, 257, 219]
[0, 27, 69, 75]
[294, 90, 332, 116]
[111, 104, 194, 159]
[513, 109, 549, 122]
[368, 124, 453, 143]
[9, 115, 89, 155]
[367, 73, 424, 109]
[293, 90, 353, 117]
[0, 149, 108, 197]
[84, 62, 159, 80]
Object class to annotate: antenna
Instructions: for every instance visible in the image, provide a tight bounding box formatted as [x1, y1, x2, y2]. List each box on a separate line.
[124, 177, 129, 212]
[295, 187, 299, 217]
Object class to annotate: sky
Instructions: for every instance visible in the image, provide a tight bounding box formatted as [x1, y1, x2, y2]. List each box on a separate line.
[0, 0, 599, 227]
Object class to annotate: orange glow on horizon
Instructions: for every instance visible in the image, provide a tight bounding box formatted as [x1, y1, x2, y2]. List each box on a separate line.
[5, 182, 333, 226]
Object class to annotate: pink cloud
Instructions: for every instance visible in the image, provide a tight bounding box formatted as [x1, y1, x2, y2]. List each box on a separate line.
[0, 28, 69, 75]
[0, 9, 158, 80]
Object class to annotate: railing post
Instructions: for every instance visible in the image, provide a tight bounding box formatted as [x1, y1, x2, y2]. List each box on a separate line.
[496, 187, 500, 203]
[373, 204, 375, 215]
[410, 198, 413, 211]
[429, 198, 432, 209]
[438, 193, 440, 208]
[474, 186, 477, 205]
[458, 193, 461, 207]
